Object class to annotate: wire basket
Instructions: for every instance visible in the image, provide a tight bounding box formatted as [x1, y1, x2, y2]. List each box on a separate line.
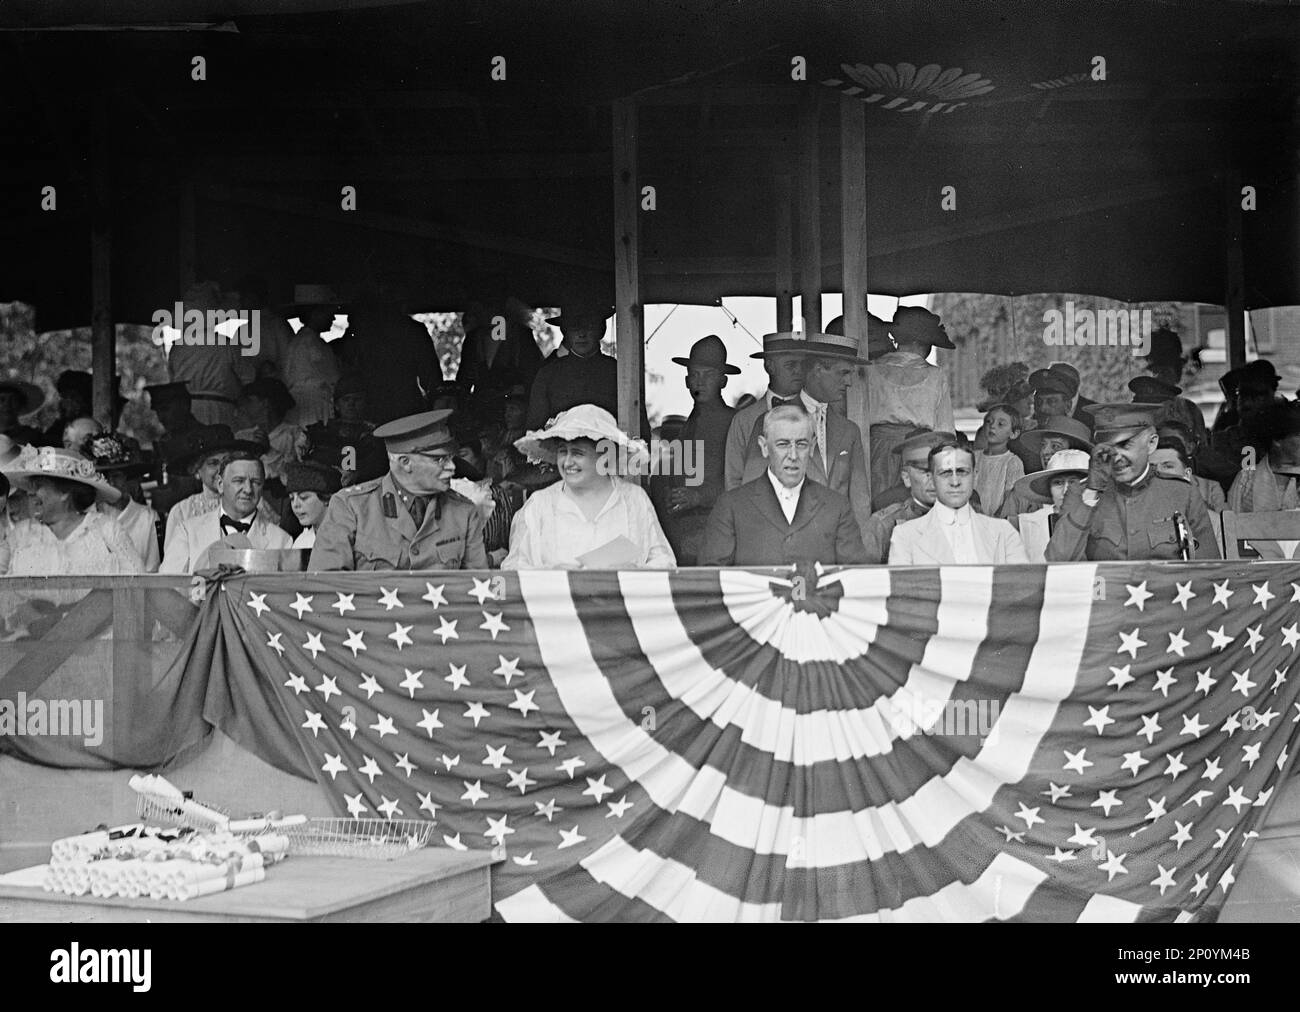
[134, 791, 230, 832]
[283, 818, 436, 860]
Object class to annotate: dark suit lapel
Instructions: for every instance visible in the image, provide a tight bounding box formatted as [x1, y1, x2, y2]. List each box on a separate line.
[789, 480, 823, 531]
[751, 474, 794, 532]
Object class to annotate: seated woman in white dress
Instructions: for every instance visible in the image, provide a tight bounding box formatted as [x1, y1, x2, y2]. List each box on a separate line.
[502, 404, 676, 570]
[284, 460, 341, 549]
[2, 445, 142, 577]
[1013, 448, 1090, 563]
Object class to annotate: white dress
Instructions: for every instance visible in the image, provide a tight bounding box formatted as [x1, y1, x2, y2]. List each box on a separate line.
[6, 512, 144, 577]
[502, 479, 676, 570]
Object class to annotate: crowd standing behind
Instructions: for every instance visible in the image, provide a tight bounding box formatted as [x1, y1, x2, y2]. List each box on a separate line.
[4, 292, 1299, 577]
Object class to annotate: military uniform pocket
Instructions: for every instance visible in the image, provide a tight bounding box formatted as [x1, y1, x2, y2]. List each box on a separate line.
[1145, 518, 1180, 557]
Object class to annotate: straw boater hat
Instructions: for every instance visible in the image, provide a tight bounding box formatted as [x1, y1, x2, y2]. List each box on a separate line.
[1018, 415, 1094, 459]
[4, 445, 121, 503]
[750, 332, 811, 359]
[0, 378, 46, 417]
[514, 404, 649, 469]
[888, 307, 955, 350]
[1014, 448, 1092, 500]
[672, 334, 741, 375]
[825, 313, 894, 359]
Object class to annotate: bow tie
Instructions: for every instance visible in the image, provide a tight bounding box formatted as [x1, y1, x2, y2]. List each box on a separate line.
[220, 514, 253, 535]
[771, 396, 800, 409]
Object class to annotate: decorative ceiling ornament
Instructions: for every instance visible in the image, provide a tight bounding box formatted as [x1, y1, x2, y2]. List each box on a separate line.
[821, 61, 995, 114]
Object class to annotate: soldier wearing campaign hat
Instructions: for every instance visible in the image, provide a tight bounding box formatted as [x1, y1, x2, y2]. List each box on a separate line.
[1044, 402, 1220, 561]
[308, 409, 487, 571]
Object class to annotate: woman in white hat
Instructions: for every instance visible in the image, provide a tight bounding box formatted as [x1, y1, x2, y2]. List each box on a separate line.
[1012, 449, 1091, 563]
[1, 445, 142, 577]
[502, 404, 675, 570]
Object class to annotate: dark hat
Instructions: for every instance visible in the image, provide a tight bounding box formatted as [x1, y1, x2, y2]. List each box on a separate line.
[239, 377, 296, 416]
[1019, 415, 1094, 458]
[282, 284, 345, 315]
[671, 334, 741, 375]
[1128, 375, 1182, 403]
[373, 409, 456, 454]
[55, 370, 94, 400]
[750, 332, 812, 360]
[1144, 327, 1185, 366]
[1239, 359, 1281, 393]
[1028, 368, 1074, 398]
[0, 378, 46, 417]
[333, 373, 366, 399]
[825, 313, 894, 359]
[146, 381, 191, 405]
[548, 305, 614, 330]
[888, 307, 955, 350]
[1084, 402, 1162, 444]
[165, 424, 268, 473]
[977, 380, 1033, 414]
[283, 460, 341, 497]
[1016, 448, 1093, 500]
[84, 433, 149, 477]
[892, 427, 955, 459]
[1047, 363, 1082, 396]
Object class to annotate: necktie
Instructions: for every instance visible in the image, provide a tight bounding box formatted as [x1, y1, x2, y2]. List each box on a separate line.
[219, 514, 252, 535]
[409, 494, 431, 528]
[813, 405, 827, 472]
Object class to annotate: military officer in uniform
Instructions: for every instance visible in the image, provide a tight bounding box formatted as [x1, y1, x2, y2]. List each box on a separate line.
[1045, 403, 1220, 561]
[309, 409, 488, 571]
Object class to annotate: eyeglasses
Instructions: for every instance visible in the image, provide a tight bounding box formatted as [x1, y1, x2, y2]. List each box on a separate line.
[410, 451, 455, 466]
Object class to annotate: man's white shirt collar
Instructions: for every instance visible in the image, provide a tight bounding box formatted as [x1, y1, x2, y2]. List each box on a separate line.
[932, 501, 973, 526]
[766, 469, 804, 522]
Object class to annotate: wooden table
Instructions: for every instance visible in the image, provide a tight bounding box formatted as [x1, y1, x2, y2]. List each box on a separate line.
[0, 849, 494, 923]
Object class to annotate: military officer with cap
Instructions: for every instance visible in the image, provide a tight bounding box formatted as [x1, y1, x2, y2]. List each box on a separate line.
[1045, 403, 1220, 561]
[309, 409, 488, 571]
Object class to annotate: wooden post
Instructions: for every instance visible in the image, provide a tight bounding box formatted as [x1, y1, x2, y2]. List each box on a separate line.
[775, 175, 794, 333]
[178, 164, 197, 294]
[1225, 167, 1247, 370]
[91, 93, 114, 428]
[798, 92, 822, 334]
[840, 96, 870, 497]
[612, 99, 646, 438]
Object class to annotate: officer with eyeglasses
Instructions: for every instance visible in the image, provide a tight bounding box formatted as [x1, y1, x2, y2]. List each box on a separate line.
[309, 409, 488, 571]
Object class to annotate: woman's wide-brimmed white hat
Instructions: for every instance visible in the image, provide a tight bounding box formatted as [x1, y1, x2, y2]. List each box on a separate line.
[1013, 448, 1092, 501]
[514, 403, 649, 469]
[4, 445, 122, 503]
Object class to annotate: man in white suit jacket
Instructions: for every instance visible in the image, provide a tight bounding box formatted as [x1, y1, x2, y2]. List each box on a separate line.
[160, 453, 291, 573]
[890, 441, 1028, 564]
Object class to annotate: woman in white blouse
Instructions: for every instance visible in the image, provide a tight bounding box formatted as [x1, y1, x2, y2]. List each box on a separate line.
[502, 404, 675, 570]
[2, 445, 142, 577]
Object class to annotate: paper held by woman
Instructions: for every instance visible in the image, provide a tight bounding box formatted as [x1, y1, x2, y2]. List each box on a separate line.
[575, 535, 640, 569]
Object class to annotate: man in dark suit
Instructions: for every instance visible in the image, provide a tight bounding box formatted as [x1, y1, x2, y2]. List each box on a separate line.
[699, 404, 869, 566]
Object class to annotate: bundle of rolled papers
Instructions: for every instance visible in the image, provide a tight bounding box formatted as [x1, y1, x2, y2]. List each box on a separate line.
[43, 826, 288, 901]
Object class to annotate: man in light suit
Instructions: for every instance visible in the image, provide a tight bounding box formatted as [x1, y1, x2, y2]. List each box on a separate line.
[723, 332, 806, 490]
[890, 440, 1028, 564]
[699, 404, 869, 566]
[160, 451, 292, 573]
[733, 331, 873, 538]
